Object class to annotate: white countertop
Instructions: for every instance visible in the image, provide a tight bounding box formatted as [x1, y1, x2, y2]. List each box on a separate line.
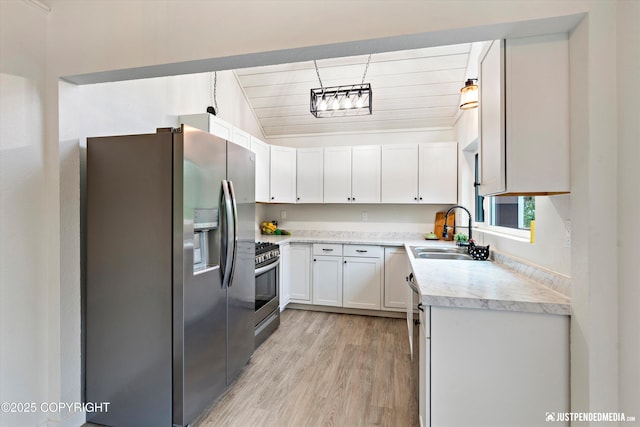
[405, 244, 571, 316]
[255, 232, 571, 316]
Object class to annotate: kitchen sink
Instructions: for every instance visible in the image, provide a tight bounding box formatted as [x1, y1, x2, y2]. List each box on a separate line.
[410, 246, 475, 260]
[414, 252, 474, 261]
[411, 246, 465, 254]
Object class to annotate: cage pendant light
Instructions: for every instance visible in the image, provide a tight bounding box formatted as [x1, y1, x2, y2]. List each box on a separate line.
[310, 55, 373, 118]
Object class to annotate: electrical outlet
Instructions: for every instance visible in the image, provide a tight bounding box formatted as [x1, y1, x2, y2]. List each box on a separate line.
[563, 220, 571, 248]
[361, 211, 368, 221]
[280, 210, 287, 220]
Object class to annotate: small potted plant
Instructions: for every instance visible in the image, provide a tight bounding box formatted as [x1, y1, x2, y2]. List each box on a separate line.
[454, 233, 469, 246]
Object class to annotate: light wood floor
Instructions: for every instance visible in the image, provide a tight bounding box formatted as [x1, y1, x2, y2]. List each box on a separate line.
[196, 309, 418, 427]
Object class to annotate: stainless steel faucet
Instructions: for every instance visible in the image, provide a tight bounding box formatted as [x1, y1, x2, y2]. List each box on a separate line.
[442, 205, 472, 242]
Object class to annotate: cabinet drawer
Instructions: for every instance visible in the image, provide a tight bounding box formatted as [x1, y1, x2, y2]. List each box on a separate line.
[312, 243, 343, 256]
[343, 245, 382, 258]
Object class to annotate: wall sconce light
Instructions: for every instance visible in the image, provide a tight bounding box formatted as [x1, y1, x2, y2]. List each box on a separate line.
[460, 78, 478, 110]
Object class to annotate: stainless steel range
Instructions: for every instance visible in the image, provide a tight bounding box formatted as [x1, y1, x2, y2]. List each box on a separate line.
[255, 242, 280, 348]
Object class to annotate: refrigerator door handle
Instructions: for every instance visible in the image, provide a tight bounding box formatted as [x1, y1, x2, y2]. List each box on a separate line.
[220, 179, 234, 288]
[227, 180, 239, 287]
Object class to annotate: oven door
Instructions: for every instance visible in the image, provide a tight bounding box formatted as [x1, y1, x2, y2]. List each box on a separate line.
[255, 259, 279, 326]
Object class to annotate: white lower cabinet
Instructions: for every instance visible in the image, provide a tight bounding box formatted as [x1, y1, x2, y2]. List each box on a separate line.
[279, 243, 291, 310]
[383, 247, 409, 311]
[419, 306, 430, 427]
[312, 255, 343, 307]
[289, 244, 312, 303]
[421, 306, 569, 427]
[343, 254, 382, 310]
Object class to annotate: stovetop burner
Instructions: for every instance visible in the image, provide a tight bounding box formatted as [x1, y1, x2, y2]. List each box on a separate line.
[255, 242, 280, 268]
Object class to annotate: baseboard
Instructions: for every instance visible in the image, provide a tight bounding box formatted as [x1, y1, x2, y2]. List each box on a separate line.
[286, 303, 406, 319]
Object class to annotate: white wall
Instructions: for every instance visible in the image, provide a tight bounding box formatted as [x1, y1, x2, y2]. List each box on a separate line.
[0, 1, 635, 426]
[0, 2, 49, 427]
[263, 203, 450, 235]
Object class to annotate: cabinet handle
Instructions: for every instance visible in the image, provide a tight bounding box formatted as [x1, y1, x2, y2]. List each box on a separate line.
[313, 258, 316, 262]
[356, 249, 367, 253]
[414, 197, 418, 201]
[417, 302, 424, 312]
[419, 197, 423, 200]
[344, 260, 347, 264]
[271, 196, 275, 200]
[347, 197, 351, 201]
[322, 248, 333, 252]
[352, 197, 356, 201]
[297, 197, 300, 200]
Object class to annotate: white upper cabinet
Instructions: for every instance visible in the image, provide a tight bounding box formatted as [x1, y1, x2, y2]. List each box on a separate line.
[351, 145, 381, 203]
[478, 40, 506, 196]
[381, 144, 419, 203]
[296, 148, 324, 203]
[269, 146, 296, 203]
[381, 143, 457, 204]
[231, 127, 251, 149]
[418, 142, 458, 204]
[324, 147, 352, 203]
[179, 113, 232, 141]
[479, 34, 570, 196]
[324, 146, 381, 203]
[250, 136, 270, 203]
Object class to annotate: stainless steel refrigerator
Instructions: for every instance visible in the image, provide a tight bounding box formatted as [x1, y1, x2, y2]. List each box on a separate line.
[85, 125, 255, 427]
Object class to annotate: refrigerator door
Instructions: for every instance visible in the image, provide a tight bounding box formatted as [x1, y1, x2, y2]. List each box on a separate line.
[226, 142, 256, 382]
[175, 126, 228, 426]
[86, 131, 173, 427]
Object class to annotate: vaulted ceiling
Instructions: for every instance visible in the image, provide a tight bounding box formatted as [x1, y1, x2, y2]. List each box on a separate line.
[234, 43, 473, 137]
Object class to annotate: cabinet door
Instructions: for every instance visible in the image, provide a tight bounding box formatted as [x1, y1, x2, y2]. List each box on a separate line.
[505, 33, 570, 193]
[418, 142, 458, 204]
[419, 307, 430, 427]
[383, 247, 409, 311]
[296, 147, 324, 203]
[279, 244, 291, 309]
[323, 147, 352, 203]
[208, 115, 233, 140]
[381, 144, 419, 203]
[179, 113, 232, 141]
[269, 145, 296, 203]
[312, 255, 343, 307]
[250, 137, 270, 203]
[289, 244, 312, 303]
[478, 40, 506, 196]
[351, 145, 381, 203]
[231, 127, 251, 149]
[343, 257, 382, 310]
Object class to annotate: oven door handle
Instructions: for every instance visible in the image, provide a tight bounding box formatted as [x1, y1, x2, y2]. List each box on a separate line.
[255, 259, 280, 276]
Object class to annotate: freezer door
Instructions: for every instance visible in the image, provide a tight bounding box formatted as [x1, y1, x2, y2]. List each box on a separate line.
[226, 142, 256, 382]
[86, 132, 173, 427]
[175, 126, 228, 426]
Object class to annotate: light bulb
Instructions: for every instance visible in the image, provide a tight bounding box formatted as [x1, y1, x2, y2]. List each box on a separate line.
[331, 96, 340, 110]
[344, 95, 352, 109]
[318, 97, 327, 111]
[355, 93, 364, 108]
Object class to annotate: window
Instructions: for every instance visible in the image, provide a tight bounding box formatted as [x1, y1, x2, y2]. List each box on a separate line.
[473, 153, 535, 231]
[490, 196, 535, 230]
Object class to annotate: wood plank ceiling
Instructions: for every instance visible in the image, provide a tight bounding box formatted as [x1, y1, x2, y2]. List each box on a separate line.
[234, 43, 471, 137]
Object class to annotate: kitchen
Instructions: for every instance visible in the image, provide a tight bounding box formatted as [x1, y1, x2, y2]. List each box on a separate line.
[1, 1, 638, 427]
